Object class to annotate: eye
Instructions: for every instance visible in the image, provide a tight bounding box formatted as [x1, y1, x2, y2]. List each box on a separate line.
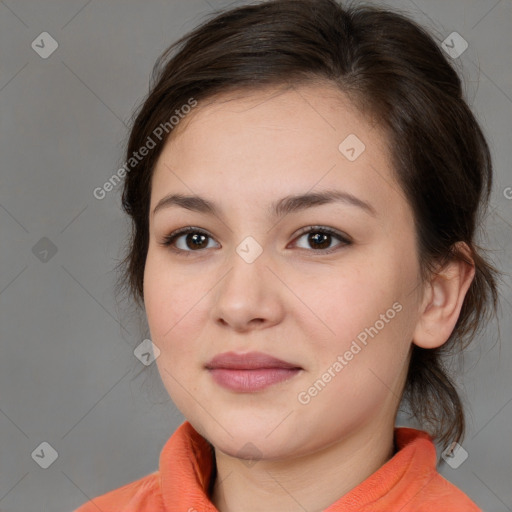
[159, 225, 352, 256]
[160, 227, 219, 255]
[291, 226, 352, 253]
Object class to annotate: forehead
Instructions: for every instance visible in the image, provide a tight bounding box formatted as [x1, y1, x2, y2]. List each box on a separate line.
[150, 84, 402, 218]
[166, 83, 380, 154]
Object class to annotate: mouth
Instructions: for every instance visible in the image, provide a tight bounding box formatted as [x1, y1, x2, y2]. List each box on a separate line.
[205, 351, 302, 392]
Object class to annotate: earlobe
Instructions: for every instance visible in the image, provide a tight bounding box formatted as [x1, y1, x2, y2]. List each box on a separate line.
[413, 243, 476, 350]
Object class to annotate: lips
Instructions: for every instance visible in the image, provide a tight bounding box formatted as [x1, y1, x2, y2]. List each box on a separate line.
[205, 351, 301, 370]
[205, 351, 302, 392]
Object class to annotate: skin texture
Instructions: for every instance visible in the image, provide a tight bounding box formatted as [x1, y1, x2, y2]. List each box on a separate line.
[143, 83, 475, 512]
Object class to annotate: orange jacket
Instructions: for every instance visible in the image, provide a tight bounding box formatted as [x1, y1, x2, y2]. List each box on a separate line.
[74, 421, 481, 511]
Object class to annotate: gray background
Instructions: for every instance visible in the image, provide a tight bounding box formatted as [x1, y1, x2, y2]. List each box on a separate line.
[0, 0, 511, 511]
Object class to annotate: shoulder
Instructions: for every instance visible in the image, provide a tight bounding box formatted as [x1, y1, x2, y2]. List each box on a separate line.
[384, 428, 482, 511]
[408, 470, 482, 511]
[73, 471, 164, 512]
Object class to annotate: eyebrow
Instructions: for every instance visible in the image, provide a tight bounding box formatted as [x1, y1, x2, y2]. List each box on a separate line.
[152, 190, 377, 219]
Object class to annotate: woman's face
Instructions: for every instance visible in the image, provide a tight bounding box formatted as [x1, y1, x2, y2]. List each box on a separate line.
[144, 84, 424, 460]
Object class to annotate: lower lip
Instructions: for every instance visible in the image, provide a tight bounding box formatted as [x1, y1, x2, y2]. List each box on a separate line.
[208, 368, 301, 392]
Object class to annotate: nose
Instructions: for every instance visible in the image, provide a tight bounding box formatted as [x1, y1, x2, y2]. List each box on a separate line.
[210, 243, 284, 332]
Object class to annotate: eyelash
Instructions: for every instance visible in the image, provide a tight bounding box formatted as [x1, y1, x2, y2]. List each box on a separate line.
[159, 226, 352, 256]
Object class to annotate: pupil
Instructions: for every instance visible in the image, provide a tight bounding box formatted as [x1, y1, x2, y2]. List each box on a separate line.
[310, 233, 330, 249]
[188, 233, 207, 249]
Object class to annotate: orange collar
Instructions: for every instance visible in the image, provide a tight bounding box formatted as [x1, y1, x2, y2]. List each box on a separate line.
[159, 422, 442, 511]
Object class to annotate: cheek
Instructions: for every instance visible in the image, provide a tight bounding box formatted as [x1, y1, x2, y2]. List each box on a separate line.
[144, 250, 193, 336]
[144, 261, 206, 408]
[297, 258, 414, 384]
[143, 252, 212, 370]
[296, 262, 393, 345]
[301, 298, 411, 414]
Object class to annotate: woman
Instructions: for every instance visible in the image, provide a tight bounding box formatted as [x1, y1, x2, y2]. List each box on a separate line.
[75, 0, 500, 510]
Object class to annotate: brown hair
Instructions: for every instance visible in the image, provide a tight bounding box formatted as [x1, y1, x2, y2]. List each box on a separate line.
[115, 0, 500, 448]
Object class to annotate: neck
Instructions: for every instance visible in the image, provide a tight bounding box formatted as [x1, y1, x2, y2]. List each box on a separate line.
[210, 421, 396, 512]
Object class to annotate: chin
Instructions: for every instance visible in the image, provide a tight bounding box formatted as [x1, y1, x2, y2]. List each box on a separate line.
[200, 419, 295, 460]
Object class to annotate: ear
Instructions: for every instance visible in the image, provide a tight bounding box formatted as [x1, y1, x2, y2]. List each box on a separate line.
[413, 242, 476, 349]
